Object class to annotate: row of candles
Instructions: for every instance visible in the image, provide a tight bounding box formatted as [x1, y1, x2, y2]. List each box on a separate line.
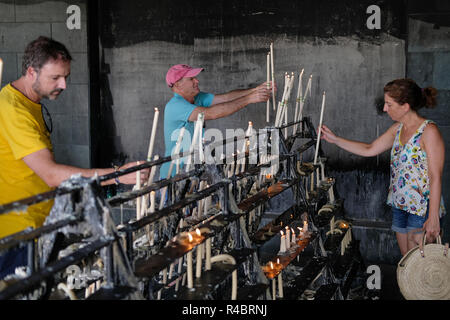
[279, 220, 308, 254]
[265, 42, 315, 139]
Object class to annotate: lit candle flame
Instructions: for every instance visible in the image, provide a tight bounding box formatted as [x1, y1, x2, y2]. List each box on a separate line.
[154, 107, 159, 112]
[291, 228, 295, 234]
[270, 261, 274, 269]
[280, 230, 284, 237]
[195, 228, 201, 236]
[277, 258, 280, 264]
[188, 233, 193, 242]
[265, 174, 272, 179]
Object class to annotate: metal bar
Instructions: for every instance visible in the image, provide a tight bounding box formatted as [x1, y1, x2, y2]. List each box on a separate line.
[120, 182, 228, 232]
[0, 237, 114, 300]
[107, 169, 199, 206]
[0, 188, 80, 215]
[0, 216, 81, 251]
[276, 118, 303, 130]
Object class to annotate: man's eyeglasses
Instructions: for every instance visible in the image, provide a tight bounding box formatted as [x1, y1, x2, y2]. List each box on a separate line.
[41, 104, 53, 134]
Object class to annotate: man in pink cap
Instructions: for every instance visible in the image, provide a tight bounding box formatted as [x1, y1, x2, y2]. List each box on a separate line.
[160, 64, 273, 179]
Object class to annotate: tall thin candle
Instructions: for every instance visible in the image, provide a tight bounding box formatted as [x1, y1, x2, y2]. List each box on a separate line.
[314, 91, 326, 164]
[270, 42, 276, 111]
[266, 52, 270, 122]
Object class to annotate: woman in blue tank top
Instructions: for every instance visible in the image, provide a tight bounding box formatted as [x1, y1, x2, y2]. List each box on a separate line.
[319, 78, 445, 256]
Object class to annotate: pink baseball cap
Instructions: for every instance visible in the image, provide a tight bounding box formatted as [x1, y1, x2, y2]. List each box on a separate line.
[166, 64, 204, 87]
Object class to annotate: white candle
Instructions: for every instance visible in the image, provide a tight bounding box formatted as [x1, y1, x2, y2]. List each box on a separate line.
[314, 91, 326, 165]
[285, 226, 290, 250]
[279, 231, 286, 253]
[277, 272, 283, 298]
[168, 261, 175, 280]
[147, 107, 159, 161]
[267, 52, 270, 123]
[196, 243, 203, 278]
[272, 278, 276, 300]
[160, 127, 186, 209]
[297, 227, 303, 239]
[293, 68, 304, 135]
[329, 186, 335, 203]
[185, 113, 204, 172]
[298, 74, 312, 130]
[149, 191, 156, 213]
[206, 238, 212, 271]
[291, 227, 296, 244]
[175, 256, 183, 291]
[320, 160, 325, 181]
[187, 233, 194, 289]
[270, 42, 276, 111]
[316, 168, 320, 188]
[136, 161, 141, 220]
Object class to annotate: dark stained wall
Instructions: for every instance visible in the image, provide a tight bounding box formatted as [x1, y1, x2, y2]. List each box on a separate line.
[93, 0, 449, 263]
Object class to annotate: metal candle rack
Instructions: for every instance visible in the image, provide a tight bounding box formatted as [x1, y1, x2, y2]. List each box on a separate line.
[0, 116, 364, 300]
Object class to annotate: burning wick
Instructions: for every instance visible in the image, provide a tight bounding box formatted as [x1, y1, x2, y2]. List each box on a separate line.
[195, 228, 201, 237]
[270, 261, 274, 270]
[188, 233, 193, 243]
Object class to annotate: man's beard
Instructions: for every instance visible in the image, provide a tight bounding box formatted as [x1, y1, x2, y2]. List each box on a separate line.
[32, 77, 63, 100]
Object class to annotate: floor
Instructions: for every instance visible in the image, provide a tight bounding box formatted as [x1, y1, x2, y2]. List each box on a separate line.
[379, 263, 404, 300]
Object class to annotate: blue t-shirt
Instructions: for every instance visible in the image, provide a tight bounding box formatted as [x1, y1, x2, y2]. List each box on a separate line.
[160, 92, 214, 179]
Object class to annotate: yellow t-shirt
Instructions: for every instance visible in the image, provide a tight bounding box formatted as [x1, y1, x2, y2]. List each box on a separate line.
[0, 84, 54, 238]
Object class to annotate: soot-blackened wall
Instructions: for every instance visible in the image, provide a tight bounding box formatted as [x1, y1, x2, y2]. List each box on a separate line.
[94, 0, 449, 263]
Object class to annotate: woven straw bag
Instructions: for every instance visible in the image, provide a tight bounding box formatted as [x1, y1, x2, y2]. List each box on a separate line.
[397, 232, 450, 300]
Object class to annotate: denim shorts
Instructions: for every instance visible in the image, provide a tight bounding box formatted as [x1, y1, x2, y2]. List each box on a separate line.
[391, 206, 441, 234]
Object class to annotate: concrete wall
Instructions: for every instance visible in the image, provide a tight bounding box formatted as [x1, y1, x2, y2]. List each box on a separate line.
[0, 0, 90, 168]
[96, 0, 407, 263]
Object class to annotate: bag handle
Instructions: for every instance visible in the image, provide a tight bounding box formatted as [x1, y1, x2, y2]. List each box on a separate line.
[418, 230, 442, 258]
[398, 245, 418, 267]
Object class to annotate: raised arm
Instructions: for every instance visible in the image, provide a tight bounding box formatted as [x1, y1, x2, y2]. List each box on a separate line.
[188, 83, 272, 121]
[320, 122, 399, 157]
[211, 82, 273, 105]
[22, 148, 148, 187]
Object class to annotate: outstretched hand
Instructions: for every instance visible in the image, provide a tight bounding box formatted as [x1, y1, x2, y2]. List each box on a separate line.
[318, 124, 338, 144]
[249, 81, 276, 104]
[117, 161, 150, 184]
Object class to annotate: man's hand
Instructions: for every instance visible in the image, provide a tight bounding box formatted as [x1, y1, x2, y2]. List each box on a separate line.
[254, 81, 277, 94]
[248, 84, 272, 104]
[117, 161, 150, 184]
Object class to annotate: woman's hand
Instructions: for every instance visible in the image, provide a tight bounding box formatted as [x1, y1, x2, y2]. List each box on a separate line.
[423, 216, 440, 242]
[318, 124, 338, 144]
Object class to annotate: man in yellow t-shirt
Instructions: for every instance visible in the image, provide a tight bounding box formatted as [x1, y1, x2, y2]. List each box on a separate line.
[0, 36, 149, 279]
